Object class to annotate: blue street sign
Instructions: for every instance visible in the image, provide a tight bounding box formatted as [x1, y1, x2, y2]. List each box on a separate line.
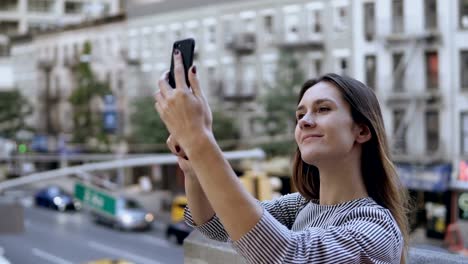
[396, 163, 452, 192]
[103, 94, 118, 133]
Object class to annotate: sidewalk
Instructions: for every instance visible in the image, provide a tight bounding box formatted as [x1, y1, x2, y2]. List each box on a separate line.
[410, 221, 468, 255]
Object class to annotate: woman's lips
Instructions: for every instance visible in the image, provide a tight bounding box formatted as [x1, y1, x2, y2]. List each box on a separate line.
[302, 134, 323, 143]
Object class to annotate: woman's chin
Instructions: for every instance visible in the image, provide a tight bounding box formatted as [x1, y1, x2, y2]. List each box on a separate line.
[301, 153, 322, 166]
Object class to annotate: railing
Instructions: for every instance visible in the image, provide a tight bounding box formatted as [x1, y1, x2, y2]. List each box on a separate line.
[225, 33, 256, 54]
[184, 231, 468, 264]
[0, 148, 266, 192]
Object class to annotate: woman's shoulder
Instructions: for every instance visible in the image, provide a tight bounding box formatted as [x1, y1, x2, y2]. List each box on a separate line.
[274, 192, 308, 205]
[344, 198, 402, 236]
[348, 198, 395, 218]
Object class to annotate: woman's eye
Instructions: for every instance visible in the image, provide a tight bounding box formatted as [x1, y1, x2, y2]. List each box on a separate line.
[296, 114, 304, 120]
[318, 107, 330, 113]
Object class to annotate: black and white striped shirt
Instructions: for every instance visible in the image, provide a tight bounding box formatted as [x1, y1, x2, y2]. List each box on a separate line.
[185, 193, 403, 264]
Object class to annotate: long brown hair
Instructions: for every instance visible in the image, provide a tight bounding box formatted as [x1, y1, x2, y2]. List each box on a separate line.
[292, 73, 410, 263]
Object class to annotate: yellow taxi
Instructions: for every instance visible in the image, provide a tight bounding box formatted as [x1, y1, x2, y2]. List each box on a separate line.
[171, 195, 187, 223]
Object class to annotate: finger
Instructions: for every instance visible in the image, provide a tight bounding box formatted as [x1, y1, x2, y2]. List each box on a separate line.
[177, 157, 190, 169]
[173, 50, 187, 89]
[158, 71, 171, 97]
[154, 91, 165, 106]
[167, 136, 184, 157]
[154, 100, 165, 120]
[166, 136, 178, 155]
[188, 65, 203, 98]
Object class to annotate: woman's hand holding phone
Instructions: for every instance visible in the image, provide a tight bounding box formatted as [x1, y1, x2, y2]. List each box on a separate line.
[155, 48, 213, 159]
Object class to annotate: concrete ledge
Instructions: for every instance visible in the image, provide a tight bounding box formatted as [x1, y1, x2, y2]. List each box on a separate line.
[184, 231, 243, 264]
[184, 231, 468, 264]
[0, 200, 24, 234]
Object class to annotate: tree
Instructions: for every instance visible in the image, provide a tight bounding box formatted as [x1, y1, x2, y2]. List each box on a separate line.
[129, 98, 240, 152]
[129, 96, 169, 152]
[69, 41, 112, 151]
[256, 50, 305, 157]
[0, 90, 33, 139]
[212, 110, 240, 150]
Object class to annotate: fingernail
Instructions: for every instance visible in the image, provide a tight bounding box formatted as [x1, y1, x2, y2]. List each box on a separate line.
[175, 146, 180, 152]
[191, 65, 197, 74]
[174, 49, 180, 55]
[184, 156, 189, 160]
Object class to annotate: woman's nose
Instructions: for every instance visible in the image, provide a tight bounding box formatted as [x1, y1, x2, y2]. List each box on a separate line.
[298, 114, 316, 129]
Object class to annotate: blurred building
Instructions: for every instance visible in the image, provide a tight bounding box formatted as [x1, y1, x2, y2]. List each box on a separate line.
[0, 0, 122, 57]
[7, 0, 468, 233]
[9, 14, 127, 142]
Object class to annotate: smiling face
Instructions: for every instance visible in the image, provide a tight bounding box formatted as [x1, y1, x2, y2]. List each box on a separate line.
[294, 81, 362, 166]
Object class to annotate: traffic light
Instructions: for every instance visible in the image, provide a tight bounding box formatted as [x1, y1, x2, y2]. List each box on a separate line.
[18, 143, 28, 154]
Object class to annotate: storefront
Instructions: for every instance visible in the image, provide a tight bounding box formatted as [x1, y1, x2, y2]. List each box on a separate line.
[396, 163, 452, 239]
[455, 160, 468, 221]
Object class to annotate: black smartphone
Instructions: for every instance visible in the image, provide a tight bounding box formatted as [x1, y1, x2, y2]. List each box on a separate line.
[168, 38, 195, 88]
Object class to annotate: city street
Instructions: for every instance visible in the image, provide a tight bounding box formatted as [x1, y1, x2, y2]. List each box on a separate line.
[0, 194, 183, 264]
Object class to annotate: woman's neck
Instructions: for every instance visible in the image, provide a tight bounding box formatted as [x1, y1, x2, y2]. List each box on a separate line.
[317, 154, 369, 205]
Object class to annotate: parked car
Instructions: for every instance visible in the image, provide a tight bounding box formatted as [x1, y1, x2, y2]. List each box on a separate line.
[91, 197, 154, 231]
[34, 185, 81, 212]
[166, 221, 193, 245]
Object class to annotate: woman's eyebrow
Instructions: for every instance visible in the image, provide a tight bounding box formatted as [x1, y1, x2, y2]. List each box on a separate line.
[296, 98, 336, 111]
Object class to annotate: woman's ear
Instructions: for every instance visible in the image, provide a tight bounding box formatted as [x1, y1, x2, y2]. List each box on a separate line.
[355, 124, 372, 144]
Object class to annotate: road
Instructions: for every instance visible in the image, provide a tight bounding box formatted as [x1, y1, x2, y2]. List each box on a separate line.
[0, 196, 183, 264]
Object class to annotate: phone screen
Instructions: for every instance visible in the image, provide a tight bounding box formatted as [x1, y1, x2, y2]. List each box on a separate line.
[168, 38, 195, 88]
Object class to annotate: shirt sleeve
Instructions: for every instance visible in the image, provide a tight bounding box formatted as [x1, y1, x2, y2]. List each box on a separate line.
[184, 192, 306, 242]
[232, 207, 403, 264]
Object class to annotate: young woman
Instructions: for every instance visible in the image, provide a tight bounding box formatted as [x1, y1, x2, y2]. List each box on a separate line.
[154, 51, 410, 263]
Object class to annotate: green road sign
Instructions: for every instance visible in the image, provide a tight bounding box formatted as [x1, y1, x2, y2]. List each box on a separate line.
[74, 182, 116, 216]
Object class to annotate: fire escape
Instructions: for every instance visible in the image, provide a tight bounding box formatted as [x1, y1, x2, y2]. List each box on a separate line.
[384, 11, 442, 163]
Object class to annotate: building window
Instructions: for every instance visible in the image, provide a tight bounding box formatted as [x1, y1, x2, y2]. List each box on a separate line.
[244, 17, 256, 33]
[313, 59, 322, 77]
[315, 59, 322, 76]
[0, 21, 18, 35]
[392, 0, 404, 34]
[0, 0, 18, 11]
[264, 15, 274, 35]
[341, 58, 348, 75]
[425, 51, 439, 90]
[222, 19, 233, 43]
[223, 64, 236, 97]
[393, 109, 407, 154]
[460, 0, 468, 29]
[28, 0, 54, 13]
[262, 61, 276, 88]
[462, 112, 468, 155]
[206, 66, 217, 93]
[461, 51, 468, 90]
[205, 24, 216, 46]
[242, 62, 256, 95]
[334, 6, 348, 32]
[309, 10, 322, 34]
[365, 55, 377, 90]
[363, 2, 375, 41]
[393, 52, 405, 91]
[425, 111, 439, 153]
[65, 1, 83, 14]
[284, 12, 300, 41]
[424, 0, 437, 30]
